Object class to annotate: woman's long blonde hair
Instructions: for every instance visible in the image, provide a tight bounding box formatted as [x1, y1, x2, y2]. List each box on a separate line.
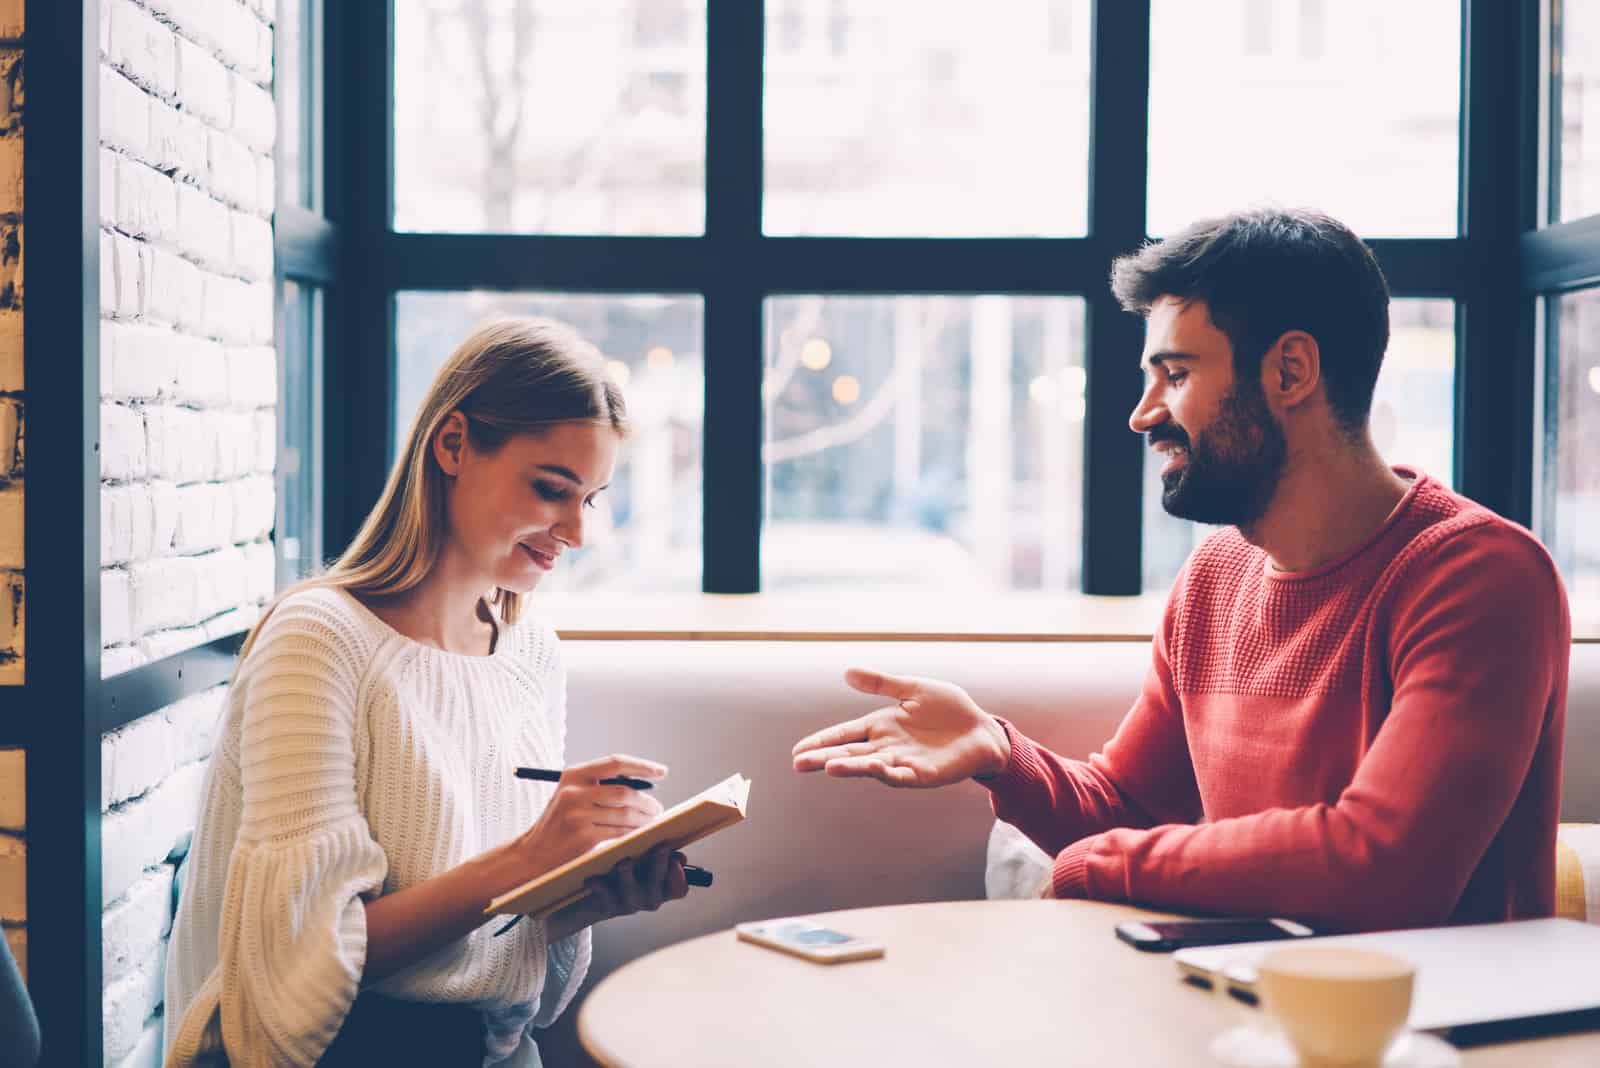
[236, 317, 629, 663]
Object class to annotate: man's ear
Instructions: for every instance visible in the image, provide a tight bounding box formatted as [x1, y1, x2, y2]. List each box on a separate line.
[1262, 330, 1321, 412]
[433, 410, 469, 477]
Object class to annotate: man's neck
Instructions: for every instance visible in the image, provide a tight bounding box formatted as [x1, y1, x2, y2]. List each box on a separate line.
[1239, 436, 1413, 574]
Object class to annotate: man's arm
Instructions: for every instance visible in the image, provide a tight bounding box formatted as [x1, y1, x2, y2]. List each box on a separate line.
[1046, 526, 1569, 931]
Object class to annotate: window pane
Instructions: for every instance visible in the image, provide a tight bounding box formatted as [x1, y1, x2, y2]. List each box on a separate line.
[1148, 0, 1460, 237]
[394, 1, 707, 235]
[1142, 299, 1456, 592]
[763, 3, 1091, 237]
[1544, 288, 1600, 622]
[277, 282, 323, 586]
[275, 0, 318, 210]
[1556, 0, 1600, 221]
[763, 296, 1086, 591]
[395, 292, 704, 591]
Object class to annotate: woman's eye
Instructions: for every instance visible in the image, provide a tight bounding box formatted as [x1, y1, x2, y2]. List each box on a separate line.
[583, 497, 598, 511]
[534, 482, 568, 502]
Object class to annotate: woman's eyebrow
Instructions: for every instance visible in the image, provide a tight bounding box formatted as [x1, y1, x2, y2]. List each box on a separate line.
[532, 464, 609, 493]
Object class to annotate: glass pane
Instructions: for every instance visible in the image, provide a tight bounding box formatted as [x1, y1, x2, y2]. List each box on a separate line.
[763, 2, 1091, 237]
[1556, 0, 1600, 221]
[1544, 288, 1600, 623]
[275, 0, 317, 210]
[1148, 0, 1460, 237]
[763, 295, 1086, 591]
[1143, 298, 1456, 592]
[394, 1, 707, 235]
[395, 292, 704, 591]
[277, 282, 323, 587]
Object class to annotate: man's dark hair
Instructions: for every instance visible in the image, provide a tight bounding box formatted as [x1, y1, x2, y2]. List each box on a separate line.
[1110, 208, 1391, 431]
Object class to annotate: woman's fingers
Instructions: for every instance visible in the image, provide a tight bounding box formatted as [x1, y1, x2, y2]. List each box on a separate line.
[584, 876, 620, 919]
[566, 753, 669, 784]
[610, 858, 641, 914]
[664, 853, 689, 901]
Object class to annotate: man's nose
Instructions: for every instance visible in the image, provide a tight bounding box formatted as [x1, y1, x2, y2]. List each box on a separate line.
[1129, 384, 1168, 435]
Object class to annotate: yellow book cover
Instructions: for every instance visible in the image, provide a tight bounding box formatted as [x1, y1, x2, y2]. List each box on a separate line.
[486, 773, 751, 920]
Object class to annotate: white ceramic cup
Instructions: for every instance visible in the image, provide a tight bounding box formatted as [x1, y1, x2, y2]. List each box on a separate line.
[1257, 945, 1416, 1068]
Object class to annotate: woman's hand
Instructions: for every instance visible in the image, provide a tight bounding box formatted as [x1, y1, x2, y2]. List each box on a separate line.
[544, 844, 690, 942]
[791, 668, 1012, 788]
[505, 754, 667, 885]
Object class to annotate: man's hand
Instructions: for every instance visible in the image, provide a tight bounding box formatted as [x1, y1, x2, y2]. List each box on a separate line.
[791, 668, 1012, 788]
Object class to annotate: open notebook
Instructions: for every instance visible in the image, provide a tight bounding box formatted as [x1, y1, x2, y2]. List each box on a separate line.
[486, 773, 751, 921]
[1175, 917, 1600, 1032]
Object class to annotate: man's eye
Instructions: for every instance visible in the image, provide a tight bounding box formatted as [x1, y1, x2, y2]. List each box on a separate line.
[1167, 371, 1189, 385]
[534, 482, 568, 502]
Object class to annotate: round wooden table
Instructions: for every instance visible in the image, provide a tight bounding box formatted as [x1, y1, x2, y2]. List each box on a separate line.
[578, 900, 1600, 1068]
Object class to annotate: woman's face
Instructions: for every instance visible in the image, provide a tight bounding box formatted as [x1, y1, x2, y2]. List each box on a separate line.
[434, 414, 621, 594]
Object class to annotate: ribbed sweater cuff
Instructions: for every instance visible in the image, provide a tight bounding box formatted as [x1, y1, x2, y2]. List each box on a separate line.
[975, 720, 1052, 803]
[1052, 838, 1097, 900]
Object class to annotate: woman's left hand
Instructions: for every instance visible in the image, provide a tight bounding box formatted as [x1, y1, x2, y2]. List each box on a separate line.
[545, 844, 690, 940]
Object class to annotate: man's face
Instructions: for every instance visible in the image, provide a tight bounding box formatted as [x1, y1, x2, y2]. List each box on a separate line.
[1128, 297, 1288, 527]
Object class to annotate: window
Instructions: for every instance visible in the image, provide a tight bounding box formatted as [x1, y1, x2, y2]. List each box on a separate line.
[1542, 288, 1600, 621]
[1554, 0, 1600, 221]
[763, 296, 1085, 591]
[395, 292, 704, 592]
[276, 0, 320, 211]
[762, 1, 1092, 237]
[276, 283, 323, 587]
[1148, 0, 1461, 237]
[393, 0, 708, 235]
[1142, 299, 1456, 591]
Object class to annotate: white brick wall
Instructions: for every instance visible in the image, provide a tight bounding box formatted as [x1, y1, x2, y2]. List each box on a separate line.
[98, 2, 276, 1061]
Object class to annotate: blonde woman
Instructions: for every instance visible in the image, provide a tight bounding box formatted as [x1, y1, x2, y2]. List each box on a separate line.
[164, 320, 689, 1067]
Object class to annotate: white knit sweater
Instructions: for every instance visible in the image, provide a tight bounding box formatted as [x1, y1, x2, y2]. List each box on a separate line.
[163, 587, 591, 1067]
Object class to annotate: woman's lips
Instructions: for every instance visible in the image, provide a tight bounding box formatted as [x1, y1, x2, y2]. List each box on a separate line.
[519, 543, 556, 571]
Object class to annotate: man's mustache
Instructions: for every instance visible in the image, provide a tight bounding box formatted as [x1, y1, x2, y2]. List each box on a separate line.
[1147, 425, 1190, 450]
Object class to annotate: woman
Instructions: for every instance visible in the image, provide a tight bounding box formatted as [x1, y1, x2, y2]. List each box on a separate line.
[164, 319, 689, 1066]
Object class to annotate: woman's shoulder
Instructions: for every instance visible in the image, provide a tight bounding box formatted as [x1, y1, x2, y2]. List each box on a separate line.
[502, 609, 563, 677]
[247, 585, 389, 668]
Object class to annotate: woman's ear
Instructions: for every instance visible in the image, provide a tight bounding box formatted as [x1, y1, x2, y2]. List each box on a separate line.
[433, 410, 469, 477]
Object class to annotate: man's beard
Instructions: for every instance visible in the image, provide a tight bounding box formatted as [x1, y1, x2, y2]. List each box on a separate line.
[1152, 380, 1288, 528]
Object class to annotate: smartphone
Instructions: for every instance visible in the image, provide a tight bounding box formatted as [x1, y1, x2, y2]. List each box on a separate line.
[1114, 917, 1314, 953]
[735, 918, 887, 964]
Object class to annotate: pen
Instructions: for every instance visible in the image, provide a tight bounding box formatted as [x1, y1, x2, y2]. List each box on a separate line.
[515, 766, 655, 790]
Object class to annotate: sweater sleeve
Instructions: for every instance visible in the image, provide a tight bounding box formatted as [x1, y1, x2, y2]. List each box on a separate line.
[1051, 525, 1570, 931]
[981, 580, 1203, 856]
[170, 599, 389, 1068]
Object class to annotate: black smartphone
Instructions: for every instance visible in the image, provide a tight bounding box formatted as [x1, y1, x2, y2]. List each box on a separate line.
[1114, 917, 1315, 952]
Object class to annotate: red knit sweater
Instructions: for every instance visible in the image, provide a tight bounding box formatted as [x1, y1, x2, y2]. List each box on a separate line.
[985, 472, 1570, 932]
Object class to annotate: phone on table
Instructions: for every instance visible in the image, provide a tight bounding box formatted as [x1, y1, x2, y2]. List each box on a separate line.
[1114, 917, 1315, 953]
[735, 918, 886, 964]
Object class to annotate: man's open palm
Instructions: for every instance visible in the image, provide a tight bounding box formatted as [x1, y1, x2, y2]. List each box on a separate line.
[791, 669, 1011, 788]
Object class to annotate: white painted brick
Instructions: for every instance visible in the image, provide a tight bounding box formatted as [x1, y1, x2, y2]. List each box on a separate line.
[141, 0, 200, 38]
[0, 833, 22, 921]
[100, 732, 115, 811]
[138, 625, 208, 663]
[100, 227, 118, 317]
[242, 539, 274, 602]
[197, 546, 247, 619]
[102, 485, 135, 565]
[231, 72, 274, 154]
[230, 210, 272, 281]
[172, 253, 204, 334]
[200, 273, 247, 344]
[100, 149, 119, 229]
[217, 410, 253, 478]
[99, 0, 110, 56]
[145, 406, 209, 483]
[0, 748, 22, 832]
[173, 482, 232, 552]
[101, 67, 151, 162]
[207, 129, 257, 212]
[168, 686, 226, 766]
[116, 158, 179, 244]
[175, 182, 230, 272]
[244, 280, 272, 345]
[0, 485, 19, 570]
[102, 866, 174, 992]
[230, 476, 273, 542]
[102, 645, 148, 677]
[149, 105, 207, 183]
[102, 567, 132, 646]
[170, 335, 228, 408]
[256, 150, 273, 211]
[0, 135, 20, 216]
[226, 346, 275, 409]
[0, 309, 18, 391]
[146, 248, 189, 327]
[149, 480, 180, 555]
[252, 409, 274, 475]
[249, 13, 274, 85]
[106, 322, 177, 401]
[102, 952, 164, 1065]
[100, 760, 206, 908]
[103, 713, 176, 810]
[204, 603, 257, 641]
[101, 402, 149, 481]
[128, 556, 197, 635]
[112, 1015, 164, 1068]
[109, 0, 177, 100]
[112, 232, 145, 319]
[175, 35, 231, 130]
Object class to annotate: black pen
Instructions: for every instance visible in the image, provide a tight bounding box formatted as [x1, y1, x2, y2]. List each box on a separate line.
[515, 766, 655, 791]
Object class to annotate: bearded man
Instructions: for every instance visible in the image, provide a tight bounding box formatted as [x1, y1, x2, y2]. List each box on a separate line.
[793, 208, 1571, 932]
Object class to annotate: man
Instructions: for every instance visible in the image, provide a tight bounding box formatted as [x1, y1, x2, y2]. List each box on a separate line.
[792, 208, 1570, 932]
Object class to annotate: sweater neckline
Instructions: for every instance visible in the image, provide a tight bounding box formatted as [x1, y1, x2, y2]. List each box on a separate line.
[1262, 466, 1427, 583]
[334, 587, 513, 663]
